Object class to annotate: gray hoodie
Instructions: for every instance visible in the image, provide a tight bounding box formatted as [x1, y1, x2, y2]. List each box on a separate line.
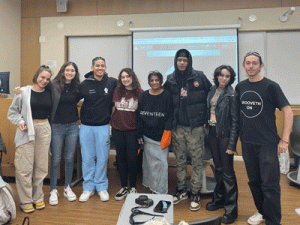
[7, 85, 35, 148]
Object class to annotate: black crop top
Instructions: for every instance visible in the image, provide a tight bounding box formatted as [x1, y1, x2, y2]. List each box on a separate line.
[30, 89, 51, 119]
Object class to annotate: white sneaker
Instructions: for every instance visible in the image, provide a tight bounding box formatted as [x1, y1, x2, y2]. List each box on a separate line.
[49, 189, 58, 206]
[130, 187, 137, 194]
[247, 211, 265, 225]
[98, 190, 109, 202]
[64, 185, 77, 202]
[79, 190, 95, 202]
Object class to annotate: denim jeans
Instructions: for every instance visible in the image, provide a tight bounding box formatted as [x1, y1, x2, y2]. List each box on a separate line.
[50, 121, 79, 190]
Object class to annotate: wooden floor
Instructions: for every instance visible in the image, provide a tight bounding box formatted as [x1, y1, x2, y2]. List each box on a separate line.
[3, 156, 300, 225]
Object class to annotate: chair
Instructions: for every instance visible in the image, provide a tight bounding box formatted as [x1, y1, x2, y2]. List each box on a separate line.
[287, 115, 300, 185]
[171, 215, 222, 225]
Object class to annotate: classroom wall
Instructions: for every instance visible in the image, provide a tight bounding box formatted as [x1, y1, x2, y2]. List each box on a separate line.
[0, 0, 21, 98]
[21, 0, 300, 87]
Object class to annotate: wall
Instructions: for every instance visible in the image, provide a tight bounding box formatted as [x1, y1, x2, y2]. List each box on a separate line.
[0, 0, 21, 98]
[21, 0, 300, 86]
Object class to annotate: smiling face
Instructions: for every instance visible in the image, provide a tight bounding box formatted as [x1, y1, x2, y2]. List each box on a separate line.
[120, 71, 133, 90]
[149, 75, 162, 90]
[243, 55, 263, 78]
[36, 71, 51, 89]
[177, 57, 188, 71]
[91, 59, 106, 80]
[218, 69, 231, 88]
[64, 64, 76, 84]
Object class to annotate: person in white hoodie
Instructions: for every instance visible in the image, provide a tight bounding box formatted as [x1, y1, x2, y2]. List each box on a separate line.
[7, 65, 52, 213]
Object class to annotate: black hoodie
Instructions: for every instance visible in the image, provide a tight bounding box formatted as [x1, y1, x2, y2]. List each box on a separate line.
[79, 71, 117, 126]
[164, 49, 212, 129]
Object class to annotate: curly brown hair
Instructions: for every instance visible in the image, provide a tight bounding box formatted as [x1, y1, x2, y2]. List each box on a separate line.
[117, 68, 141, 97]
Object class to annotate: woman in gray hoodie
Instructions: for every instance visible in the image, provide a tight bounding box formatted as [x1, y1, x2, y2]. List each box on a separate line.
[7, 65, 52, 213]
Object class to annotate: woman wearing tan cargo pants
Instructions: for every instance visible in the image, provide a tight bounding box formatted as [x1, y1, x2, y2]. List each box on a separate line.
[7, 65, 52, 213]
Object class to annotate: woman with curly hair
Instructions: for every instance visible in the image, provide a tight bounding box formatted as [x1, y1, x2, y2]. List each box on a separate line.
[111, 68, 143, 200]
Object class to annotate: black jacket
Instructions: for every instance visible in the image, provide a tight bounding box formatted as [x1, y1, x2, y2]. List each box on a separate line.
[164, 49, 212, 130]
[207, 85, 239, 151]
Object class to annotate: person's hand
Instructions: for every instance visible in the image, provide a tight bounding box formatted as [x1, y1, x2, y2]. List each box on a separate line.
[277, 140, 288, 155]
[226, 149, 235, 155]
[19, 123, 27, 132]
[138, 138, 143, 145]
[14, 87, 21, 95]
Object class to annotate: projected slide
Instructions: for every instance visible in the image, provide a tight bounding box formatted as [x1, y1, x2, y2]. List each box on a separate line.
[133, 29, 238, 89]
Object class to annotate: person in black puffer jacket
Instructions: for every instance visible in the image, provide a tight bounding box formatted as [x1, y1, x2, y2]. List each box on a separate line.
[164, 49, 211, 211]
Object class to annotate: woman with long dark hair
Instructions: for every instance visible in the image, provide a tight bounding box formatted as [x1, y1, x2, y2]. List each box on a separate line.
[49, 62, 81, 206]
[111, 68, 143, 200]
[205, 65, 239, 224]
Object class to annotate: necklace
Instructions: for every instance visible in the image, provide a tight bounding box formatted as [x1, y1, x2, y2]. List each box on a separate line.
[64, 83, 71, 92]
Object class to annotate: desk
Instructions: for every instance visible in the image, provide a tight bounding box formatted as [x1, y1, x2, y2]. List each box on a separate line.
[117, 193, 173, 225]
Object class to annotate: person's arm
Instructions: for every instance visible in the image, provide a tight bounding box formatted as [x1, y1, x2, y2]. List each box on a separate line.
[278, 105, 293, 155]
[137, 94, 144, 145]
[226, 92, 239, 154]
[7, 92, 27, 131]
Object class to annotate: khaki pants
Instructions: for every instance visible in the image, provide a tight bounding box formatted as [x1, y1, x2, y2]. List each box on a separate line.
[15, 121, 51, 209]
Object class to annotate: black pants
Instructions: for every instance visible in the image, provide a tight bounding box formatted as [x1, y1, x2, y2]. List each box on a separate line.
[242, 142, 281, 225]
[208, 126, 238, 216]
[112, 129, 139, 188]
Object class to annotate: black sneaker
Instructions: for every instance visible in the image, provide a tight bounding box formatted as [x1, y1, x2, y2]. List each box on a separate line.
[190, 194, 201, 211]
[173, 189, 188, 205]
[115, 187, 129, 201]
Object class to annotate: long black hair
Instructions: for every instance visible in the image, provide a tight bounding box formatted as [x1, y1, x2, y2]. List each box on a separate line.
[53, 62, 80, 92]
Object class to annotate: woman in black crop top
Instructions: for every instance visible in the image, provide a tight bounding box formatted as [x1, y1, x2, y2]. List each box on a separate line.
[7, 65, 52, 213]
[49, 62, 81, 206]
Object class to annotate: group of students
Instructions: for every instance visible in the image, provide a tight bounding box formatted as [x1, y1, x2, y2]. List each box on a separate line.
[7, 49, 293, 225]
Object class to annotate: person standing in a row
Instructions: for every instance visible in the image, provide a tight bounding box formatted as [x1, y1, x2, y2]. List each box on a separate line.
[164, 49, 212, 211]
[236, 52, 293, 225]
[138, 71, 173, 194]
[7, 66, 52, 213]
[78, 57, 117, 203]
[111, 68, 143, 200]
[205, 65, 239, 224]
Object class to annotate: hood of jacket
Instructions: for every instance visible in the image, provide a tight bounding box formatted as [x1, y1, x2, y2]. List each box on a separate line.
[174, 49, 193, 78]
[84, 71, 109, 82]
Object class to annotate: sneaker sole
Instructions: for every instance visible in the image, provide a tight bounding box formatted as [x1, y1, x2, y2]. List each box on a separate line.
[206, 204, 224, 211]
[190, 204, 201, 211]
[173, 195, 188, 205]
[115, 193, 128, 201]
[247, 219, 265, 225]
[35, 205, 45, 210]
[49, 200, 58, 206]
[22, 207, 35, 213]
[64, 193, 77, 202]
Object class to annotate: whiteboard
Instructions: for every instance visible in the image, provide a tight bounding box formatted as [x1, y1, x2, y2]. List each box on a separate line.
[68, 36, 132, 81]
[266, 31, 300, 105]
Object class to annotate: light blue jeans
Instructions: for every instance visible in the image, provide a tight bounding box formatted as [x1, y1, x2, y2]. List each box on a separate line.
[50, 121, 79, 190]
[79, 124, 110, 192]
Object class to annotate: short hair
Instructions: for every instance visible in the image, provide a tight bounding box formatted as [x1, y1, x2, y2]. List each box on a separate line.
[243, 52, 263, 65]
[117, 68, 141, 97]
[92, 57, 106, 66]
[32, 65, 52, 84]
[53, 62, 80, 92]
[148, 71, 163, 86]
[213, 65, 236, 86]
